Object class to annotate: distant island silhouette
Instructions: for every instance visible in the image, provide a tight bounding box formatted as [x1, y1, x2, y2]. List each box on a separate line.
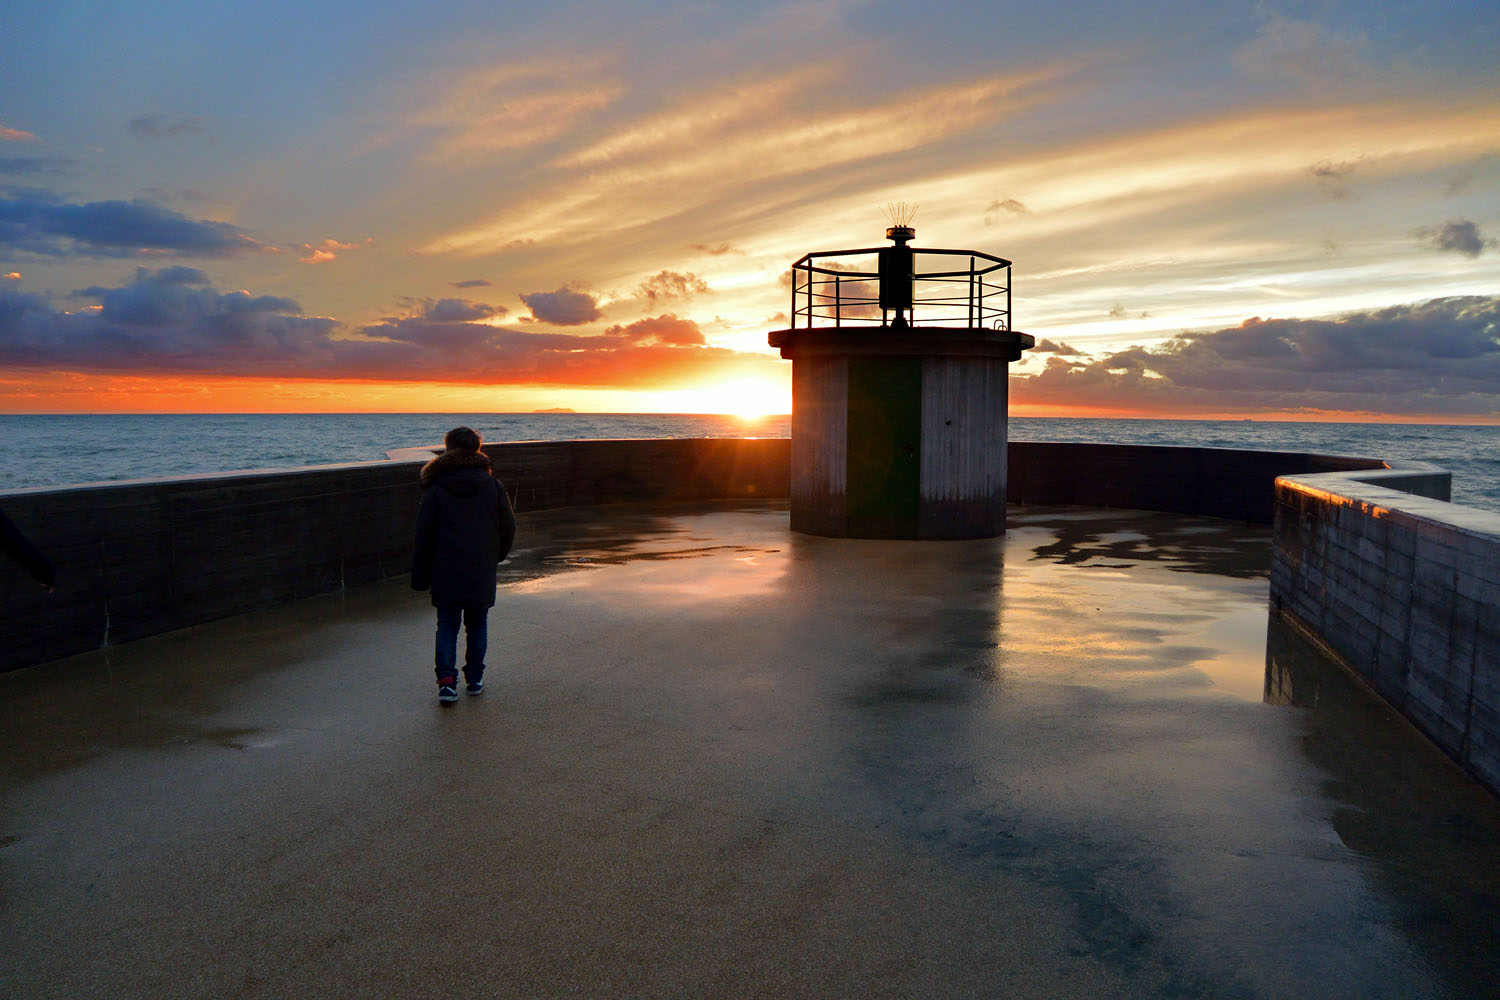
[533, 407, 576, 413]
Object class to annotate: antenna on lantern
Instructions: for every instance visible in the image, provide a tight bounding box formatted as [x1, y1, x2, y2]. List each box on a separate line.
[884, 202, 918, 244]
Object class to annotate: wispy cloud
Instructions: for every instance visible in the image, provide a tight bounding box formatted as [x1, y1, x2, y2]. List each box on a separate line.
[128, 114, 207, 139]
[401, 59, 622, 158]
[427, 66, 1052, 255]
[1309, 159, 1358, 199]
[1232, 11, 1372, 91]
[983, 198, 1029, 225]
[298, 237, 371, 264]
[0, 122, 38, 143]
[0, 156, 73, 176]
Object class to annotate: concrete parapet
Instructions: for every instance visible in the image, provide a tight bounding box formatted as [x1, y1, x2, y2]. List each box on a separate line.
[0, 438, 790, 671]
[1271, 460, 1500, 794]
[1008, 443, 1384, 524]
[6, 435, 1476, 721]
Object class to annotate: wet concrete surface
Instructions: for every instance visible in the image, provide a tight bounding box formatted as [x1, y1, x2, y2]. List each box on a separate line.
[3, 500, 1499, 998]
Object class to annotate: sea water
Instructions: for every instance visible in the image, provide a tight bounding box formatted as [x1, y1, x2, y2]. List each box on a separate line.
[1, 413, 1497, 513]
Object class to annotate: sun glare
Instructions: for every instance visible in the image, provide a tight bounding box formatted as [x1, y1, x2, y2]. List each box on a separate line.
[716, 378, 789, 418]
[635, 378, 789, 416]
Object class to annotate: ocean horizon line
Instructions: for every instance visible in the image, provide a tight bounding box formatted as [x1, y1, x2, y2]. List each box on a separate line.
[3, 411, 1499, 428]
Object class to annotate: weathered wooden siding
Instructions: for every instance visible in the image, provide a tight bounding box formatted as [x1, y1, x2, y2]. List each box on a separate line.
[918, 357, 1008, 538]
[789, 356, 847, 536]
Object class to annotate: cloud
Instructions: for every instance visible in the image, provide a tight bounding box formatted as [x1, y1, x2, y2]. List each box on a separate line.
[128, 115, 207, 138]
[0, 269, 775, 389]
[602, 314, 706, 346]
[776, 258, 881, 319]
[429, 67, 1050, 255]
[402, 297, 505, 323]
[689, 243, 739, 256]
[637, 270, 709, 303]
[1232, 12, 1371, 89]
[0, 122, 38, 142]
[0, 157, 73, 176]
[1108, 304, 1149, 320]
[451, 278, 491, 288]
[3, 272, 19, 281]
[1417, 219, 1495, 258]
[402, 60, 621, 158]
[1032, 338, 1086, 355]
[357, 297, 509, 349]
[0, 266, 338, 372]
[519, 287, 601, 325]
[298, 237, 370, 264]
[1310, 160, 1356, 199]
[1443, 170, 1474, 197]
[984, 198, 1029, 225]
[0, 193, 263, 257]
[1012, 296, 1500, 417]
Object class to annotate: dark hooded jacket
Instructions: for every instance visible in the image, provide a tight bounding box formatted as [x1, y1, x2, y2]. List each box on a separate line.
[411, 449, 516, 608]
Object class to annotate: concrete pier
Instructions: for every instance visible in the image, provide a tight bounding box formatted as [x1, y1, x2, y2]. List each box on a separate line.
[5, 501, 1499, 998]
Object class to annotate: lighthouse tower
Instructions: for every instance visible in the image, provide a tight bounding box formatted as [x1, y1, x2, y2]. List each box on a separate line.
[768, 216, 1034, 539]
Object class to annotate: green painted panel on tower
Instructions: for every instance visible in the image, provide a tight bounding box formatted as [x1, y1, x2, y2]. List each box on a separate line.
[846, 357, 921, 537]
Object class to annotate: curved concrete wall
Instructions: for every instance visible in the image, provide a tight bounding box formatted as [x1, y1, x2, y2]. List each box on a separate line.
[1272, 462, 1500, 794]
[1, 432, 1480, 744]
[0, 438, 789, 671]
[1008, 442, 1388, 525]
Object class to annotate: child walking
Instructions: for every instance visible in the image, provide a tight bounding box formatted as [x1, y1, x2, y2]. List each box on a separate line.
[411, 427, 517, 704]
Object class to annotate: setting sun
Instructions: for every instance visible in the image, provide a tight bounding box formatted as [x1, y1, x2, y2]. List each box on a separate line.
[717, 378, 790, 418]
[632, 377, 790, 417]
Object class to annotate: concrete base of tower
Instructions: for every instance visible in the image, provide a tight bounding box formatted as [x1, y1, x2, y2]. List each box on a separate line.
[769, 327, 1034, 540]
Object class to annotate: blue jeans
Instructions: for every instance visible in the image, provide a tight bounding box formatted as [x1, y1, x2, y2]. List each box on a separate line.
[434, 605, 488, 685]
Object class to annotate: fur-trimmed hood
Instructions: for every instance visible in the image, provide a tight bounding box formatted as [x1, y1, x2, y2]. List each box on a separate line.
[420, 448, 493, 490]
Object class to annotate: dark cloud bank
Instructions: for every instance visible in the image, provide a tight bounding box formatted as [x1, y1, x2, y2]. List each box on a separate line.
[0, 193, 260, 257]
[1013, 296, 1500, 417]
[0, 268, 765, 387]
[3, 267, 1494, 410]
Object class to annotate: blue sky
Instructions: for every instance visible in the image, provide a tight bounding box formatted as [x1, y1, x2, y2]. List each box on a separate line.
[2, 0, 1498, 416]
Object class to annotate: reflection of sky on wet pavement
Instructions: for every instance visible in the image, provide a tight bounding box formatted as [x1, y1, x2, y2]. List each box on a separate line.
[1000, 509, 1273, 701]
[5, 500, 1499, 998]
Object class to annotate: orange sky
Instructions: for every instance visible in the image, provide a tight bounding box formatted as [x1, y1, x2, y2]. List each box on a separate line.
[2, 3, 1498, 420]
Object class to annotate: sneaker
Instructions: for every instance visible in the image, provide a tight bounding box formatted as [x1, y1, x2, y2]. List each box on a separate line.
[466, 680, 484, 696]
[438, 684, 459, 704]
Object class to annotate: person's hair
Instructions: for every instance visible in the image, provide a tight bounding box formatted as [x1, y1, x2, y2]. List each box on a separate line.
[444, 426, 482, 452]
